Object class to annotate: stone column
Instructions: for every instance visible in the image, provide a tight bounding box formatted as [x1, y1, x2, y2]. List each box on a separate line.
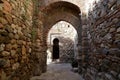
[31, 0, 47, 75]
[79, 17, 90, 74]
[77, 16, 83, 74]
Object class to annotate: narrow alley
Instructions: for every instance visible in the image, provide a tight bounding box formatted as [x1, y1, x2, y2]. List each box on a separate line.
[0, 0, 120, 80]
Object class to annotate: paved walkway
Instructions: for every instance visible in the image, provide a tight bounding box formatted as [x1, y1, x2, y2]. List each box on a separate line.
[30, 63, 84, 80]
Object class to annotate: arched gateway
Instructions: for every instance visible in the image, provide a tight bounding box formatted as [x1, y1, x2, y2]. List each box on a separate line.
[40, 1, 82, 60]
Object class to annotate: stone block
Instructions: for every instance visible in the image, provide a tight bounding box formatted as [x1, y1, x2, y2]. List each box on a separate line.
[102, 48, 109, 55]
[5, 14, 12, 24]
[12, 63, 20, 70]
[0, 30, 8, 36]
[10, 50, 16, 57]
[12, 44, 18, 49]
[3, 1, 12, 13]
[9, 33, 14, 39]
[117, 27, 120, 32]
[115, 34, 120, 40]
[11, 39, 16, 44]
[110, 71, 117, 77]
[114, 40, 120, 48]
[0, 23, 3, 29]
[100, 9, 107, 17]
[109, 48, 120, 55]
[5, 44, 12, 51]
[5, 25, 13, 33]
[112, 18, 119, 24]
[117, 0, 120, 6]
[0, 59, 6, 67]
[0, 17, 8, 24]
[22, 45, 26, 56]
[0, 70, 7, 80]
[104, 33, 112, 40]
[109, 28, 116, 33]
[2, 51, 10, 56]
[105, 73, 115, 80]
[14, 34, 19, 40]
[0, 44, 5, 52]
[4, 60, 10, 68]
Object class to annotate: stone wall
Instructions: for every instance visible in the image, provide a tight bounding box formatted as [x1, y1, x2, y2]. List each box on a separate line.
[0, 0, 46, 80]
[80, 0, 120, 80]
[47, 21, 77, 63]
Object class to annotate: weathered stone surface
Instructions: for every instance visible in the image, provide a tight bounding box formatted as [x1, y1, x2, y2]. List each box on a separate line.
[114, 40, 120, 47]
[5, 25, 13, 33]
[0, 36, 10, 44]
[0, 23, 4, 29]
[0, 17, 8, 24]
[105, 73, 115, 80]
[117, 0, 120, 6]
[0, 30, 8, 36]
[0, 44, 5, 52]
[104, 33, 112, 40]
[11, 39, 16, 44]
[5, 14, 13, 24]
[14, 34, 19, 39]
[0, 0, 36, 79]
[5, 44, 12, 51]
[3, 1, 12, 13]
[2, 51, 10, 56]
[82, 0, 120, 80]
[110, 71, 117, 77]
[0, 70, 7, 80]
[17, 40, 23, 45]
[109, 28, 116, 33]
[1, 0, 120, 80]
[112, 18, 119, 24]
[12, 44, 18, 49]
[4, 59, 10, 68]
[12, 63, 19, 70]
[0, 59, 6, 67]
[117, 27, 120, 32]
[10, 50, 16, 57]
[22, 45, 26, 56]
[115, 34, 120, 40]
[8, 33, 14, 39]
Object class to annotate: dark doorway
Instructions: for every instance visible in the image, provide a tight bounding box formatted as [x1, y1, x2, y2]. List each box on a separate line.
[53, 38, 59, 60]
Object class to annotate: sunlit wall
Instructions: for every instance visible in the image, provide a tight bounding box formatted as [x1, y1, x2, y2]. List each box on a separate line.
[47, 21, 78, 64]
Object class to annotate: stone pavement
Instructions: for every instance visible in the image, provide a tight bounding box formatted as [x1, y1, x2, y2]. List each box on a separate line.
[30, 63, 84, 80]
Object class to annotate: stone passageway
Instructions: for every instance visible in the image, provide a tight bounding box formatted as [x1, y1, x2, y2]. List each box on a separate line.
[30, 63, 84, 80]
[0, 0, 120, 80]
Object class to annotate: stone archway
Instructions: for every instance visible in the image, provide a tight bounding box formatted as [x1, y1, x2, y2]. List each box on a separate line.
[40, 1, 82, 61]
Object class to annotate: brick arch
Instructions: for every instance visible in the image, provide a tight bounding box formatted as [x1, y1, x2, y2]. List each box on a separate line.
[40, 0, 84, 12]
[44, 11, 81, 37]
[41, 1, 82, 40]
[42, 1, 81, 15]
[40, 1, 82, 61]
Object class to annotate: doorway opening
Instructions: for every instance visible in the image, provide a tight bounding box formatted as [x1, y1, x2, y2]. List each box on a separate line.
[53, 38, 59, 61]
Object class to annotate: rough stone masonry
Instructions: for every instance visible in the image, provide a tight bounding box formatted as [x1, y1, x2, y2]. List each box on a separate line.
[80, 0, 120, 80]
[0, 0, 120, 80]
[0, 0, 46, 80]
